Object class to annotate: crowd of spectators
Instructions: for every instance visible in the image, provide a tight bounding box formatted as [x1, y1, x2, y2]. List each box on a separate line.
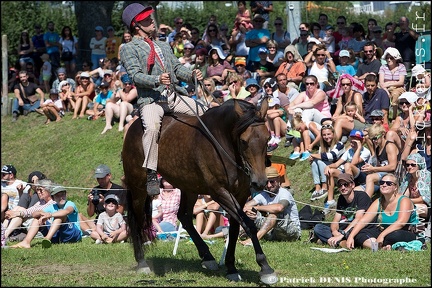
[4, 4, 431, 251]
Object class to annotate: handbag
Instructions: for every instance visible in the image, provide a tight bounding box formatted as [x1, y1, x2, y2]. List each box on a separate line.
[61, 50, 73, 61]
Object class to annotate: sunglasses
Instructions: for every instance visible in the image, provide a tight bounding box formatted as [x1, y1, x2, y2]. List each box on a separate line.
[337, 22, 345, 24]
[364, 50, 374, 53]
[399, 101, 410, 106]
[63, 83, 70, 86]
[191, 32, 198, 35]
[274, 23, 282, 26]
[313, 28, 320, 31]
[379, 180, 396, 186]
[267, 179, 277, 184]
[176, 22, 183, 25]
[235, 64, 245, 67]
[105, 200, 118, 204]
[305, 82, 315, 86]
[337, 182, 351, 188]
[184, 48, 193, 50]
[254, 20, 264, 23]
[204, 84, 212, 86]
[229, 80, 238, 85]
[300, 34, 308, 36]
[264, 86, 272, 89]
[316, 54, 326, 56]
[374, 31, 382, 33]
[405, 163, 417, 167]
[341, 83, 351, 86]
[104, 74, 112, 77]
[370, 134, 382, 141]
[386, 56, 394, 60]
[208, 29, 217, 32]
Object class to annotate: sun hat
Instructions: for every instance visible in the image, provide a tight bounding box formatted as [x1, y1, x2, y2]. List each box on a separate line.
[122, 3, 154, 29]
[411, 64, 427, 78]
[120, 73, 132, 84]
[337, 173, 354, 184]
[382, 47, 402, 61]
[339, 50, 350, 58]
[208, 46, 226, 59]
[94, 164, 111, 178]
[268, 97, 280, 107]
[399, 92, 418, 104]
[80, 72, 90, 78]
[245, 78, 260, 90]
[59, 80, 69, 90]
[51, 185, 66, 196]
[265, 167, 279, 179]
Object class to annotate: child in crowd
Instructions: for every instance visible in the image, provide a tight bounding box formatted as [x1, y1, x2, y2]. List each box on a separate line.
[335, 50, 356, 76]
[322, 26, 335, 57]
[90, 194, 128, 244]
[86, 81, 113, 120]
[40, 89, 65, 124]
[152, 194, 163, 233]
[232, 1, 253, 32]
[40, 53, 51, 93]
[338, 101, 366, 126]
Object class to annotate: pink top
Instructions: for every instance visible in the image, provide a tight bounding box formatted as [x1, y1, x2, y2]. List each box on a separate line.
[303, 89, 331, 117]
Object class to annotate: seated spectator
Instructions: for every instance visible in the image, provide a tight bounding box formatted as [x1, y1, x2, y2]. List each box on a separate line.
[89, 57, 111, 88]
[193, 194, 223, 237]
[86, 81, 113, 120]
[243, 77, 263, 106]
[11, 185, 82, 248]
[4, 178, 55, 240]
[40, 89, 65, 124]
[389, 92, 418, 150]
[333, 101, 366, 142]
[266, 97, 287, 152]
[158, 178, 181, 233]
[313, 173, 372, 248]
[346, 173, 423, 250]
[197, 77, 218, 108]
[274, 45, 306, 90]
[11, 70, 45, 122]
[249, 47, 276, 83]
[362, 73, 390, 127]
[324, 130, 372, 214]
[1, 165, 27, 215]
[360, 124, 400, 198]
[224, 72, 249, 100]
[240, 166, 301, 246]
[355, 42, 382, 82]
[58, 80, 76, 112]
[151, 194, 163, 233]
[399, 153, 430, 219]
[410, 64, 431, 96]
[303, 43, 336, 91]
[73, 71, 96, 119]
[309, 122, 346, 201]
[206, 46, 234, 87]
[379, 47, 407, 120]
[90, 194, 128, 244]
[335, 50, 356, 76]
[234, 57, 252, 81]
[266, 40, 284, 69]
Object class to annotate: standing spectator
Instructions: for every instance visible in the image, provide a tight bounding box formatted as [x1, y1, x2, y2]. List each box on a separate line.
[17, 30, 34, 71]
[379, 47, 407, 119]
[118, 30, 132, 61]
[10, 185, 82, 249]
[43, 21, 61, 77]
[72, 71, 95, 119]
[245, 14, 270, 70]
[40, 88, 64, 124]
[89, 26, 107, 70]
[387, 17, 419, 72]
[105, 26, 122, 61]
[228, 24, 249, 59]
[39, 53, 52, 93]
[90, 194, 128, 244]
[371, 26, 385, 51]
[313, 173, 372, 248]
[355, 42, 382, 81]
[31, 24, 47, 73]
[11, 70, 45, 122]
[59, 26, 78, 78]
[382, 22, 396, 50]
[271, 17, 291, 53]
[158, 178, 181, 233]
[317, 13, 329, 39]
[275, 45, 306, 90]
[240, 166, 301, 246]
[333, 16, 347, 46]
[250, 1, 273, 29]
[321, 26, 335, 57]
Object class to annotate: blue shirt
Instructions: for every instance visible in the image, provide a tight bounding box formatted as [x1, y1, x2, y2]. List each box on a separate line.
[94, 90, 114, 107]
[336, 64, 356, 76]
[43, 31, 60, 54]
[44, 200, 81, 232]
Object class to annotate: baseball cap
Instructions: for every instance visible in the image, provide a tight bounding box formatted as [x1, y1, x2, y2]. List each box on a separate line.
[51, 185, 66, 196]
[235, 57, 246, 66]
[80, 72, 90, 78]
[99, 81, 109, 88]
[104, 194, 120, 204]
[265, 166, 279, 179]
[107, 26, 114, 31]
[1, 164, 17, 175]
[27, 171, 46, 183]
[268, 97, 280, 107]
[57, 67, 67, 74]
[337, 173, 354, 184]
[339, 50, 350, 58]
[349, 129, 364, 140]
[399, 92, 418, 104]
[120, 73, 131, 84]
[370, 110, 384, 117]
[253, 14, 265, 21]
[258, 47, 269, 54]
[325, 25, 334, 30]
[95, 26, 104, 32]
[94, 164, 111, 178]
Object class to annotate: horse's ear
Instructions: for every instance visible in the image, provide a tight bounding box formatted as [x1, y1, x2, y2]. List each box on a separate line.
[258, 97, 269, 119]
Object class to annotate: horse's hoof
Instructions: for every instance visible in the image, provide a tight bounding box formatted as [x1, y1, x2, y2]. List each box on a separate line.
[226, 273, 242, 282]
[136, 266, 152, 274]
[260, 273, 278, 285]
[201, 260, 219, 271]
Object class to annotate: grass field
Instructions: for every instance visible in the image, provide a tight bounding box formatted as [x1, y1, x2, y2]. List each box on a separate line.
[1, 106, 431, 287]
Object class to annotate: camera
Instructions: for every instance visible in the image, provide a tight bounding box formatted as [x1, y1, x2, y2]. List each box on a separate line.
[289, 4, 294, 11]
[91, 189, 100, 206]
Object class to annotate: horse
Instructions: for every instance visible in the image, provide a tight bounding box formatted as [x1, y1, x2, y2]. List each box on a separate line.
[122, 98, 278, 284]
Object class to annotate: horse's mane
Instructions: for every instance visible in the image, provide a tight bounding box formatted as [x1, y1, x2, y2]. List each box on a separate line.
[202, 99, 264, 138]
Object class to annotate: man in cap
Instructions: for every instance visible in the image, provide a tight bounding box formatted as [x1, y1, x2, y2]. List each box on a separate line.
[312, 173, 372, 248]
[240, 166, 301, 246]
[120, 3, 207, 196]
[250, 1, 273, 29]
[11, 183, 82, 248]
[1, 165, 27, 214]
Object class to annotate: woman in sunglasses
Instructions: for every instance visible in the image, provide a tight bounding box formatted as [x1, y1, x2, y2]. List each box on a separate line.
[389, 92, 418, 149]
[399, 153, 430, 219]
[361, 124, 400, 198]
[346, 173, 423, 251]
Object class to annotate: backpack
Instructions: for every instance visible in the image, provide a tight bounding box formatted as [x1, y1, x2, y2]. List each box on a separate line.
[299, 204, 325, 230]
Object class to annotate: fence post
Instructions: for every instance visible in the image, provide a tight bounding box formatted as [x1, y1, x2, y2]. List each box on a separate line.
[2, 34, 10, 116]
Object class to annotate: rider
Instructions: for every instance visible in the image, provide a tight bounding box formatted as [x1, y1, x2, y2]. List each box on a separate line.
[120, 3, 207, 196]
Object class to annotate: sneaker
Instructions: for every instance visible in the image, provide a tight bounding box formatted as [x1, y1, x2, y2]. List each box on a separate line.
[23, 110, 30, 116]
[267, 143, 278, 152]
[305, 230, 319, 243]
[12, 113, 18, 122]
[146, 170, 160, 196]
[299, 151, 311, 161]
[311, 189, 328, 201]
[289, 152, 301, 160]
[268, 135, 276, 146]
[323, 200, 337, 215]
[95, 239, 102, 244]
[273, 137, 281, 145]
[284, 140, 292, 147]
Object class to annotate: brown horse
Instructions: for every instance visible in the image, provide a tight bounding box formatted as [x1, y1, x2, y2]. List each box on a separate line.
[122, 98, 278, 284]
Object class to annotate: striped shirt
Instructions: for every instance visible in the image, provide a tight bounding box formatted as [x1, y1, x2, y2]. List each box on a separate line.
[321, 141, 346, 163]
[379, 63, 407, 82]
[23, 199, 56, 218]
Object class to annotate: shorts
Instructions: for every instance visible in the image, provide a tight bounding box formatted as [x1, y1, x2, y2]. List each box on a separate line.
[353, 119, 367, 131]
[255, 213, 301, 241]
[40, 220, 82, 244]
[42, 74, 51, 81]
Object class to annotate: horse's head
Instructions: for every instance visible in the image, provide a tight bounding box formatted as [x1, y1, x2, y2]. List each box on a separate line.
[234, 99, 270, 190]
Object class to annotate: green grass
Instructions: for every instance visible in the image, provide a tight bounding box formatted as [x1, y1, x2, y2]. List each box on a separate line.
[1, 106, 431, 287]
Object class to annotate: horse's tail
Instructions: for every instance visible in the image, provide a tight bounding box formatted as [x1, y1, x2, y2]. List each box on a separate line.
[127, 188, 154, 261]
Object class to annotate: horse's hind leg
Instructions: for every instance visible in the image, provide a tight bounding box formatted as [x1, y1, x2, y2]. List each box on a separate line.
[177, 192, 218, 271]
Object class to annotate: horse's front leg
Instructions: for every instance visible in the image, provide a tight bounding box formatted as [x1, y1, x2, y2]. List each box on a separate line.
[176, 192, 218, 271]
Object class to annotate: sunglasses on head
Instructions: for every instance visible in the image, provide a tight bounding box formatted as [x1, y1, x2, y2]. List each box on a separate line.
[322, 124, 333, 129]
[379, 180, 395, 186]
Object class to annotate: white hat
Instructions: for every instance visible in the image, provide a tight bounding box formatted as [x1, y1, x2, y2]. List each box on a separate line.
[208, 45, 226, 60]
[382, 47, 402, 61]
[411, 64, 427, 77]
[59, 80, 69, 90]
[268, 97, 280, 107]
[399, 92, 418, 104]
[339, 50, 350, 58]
